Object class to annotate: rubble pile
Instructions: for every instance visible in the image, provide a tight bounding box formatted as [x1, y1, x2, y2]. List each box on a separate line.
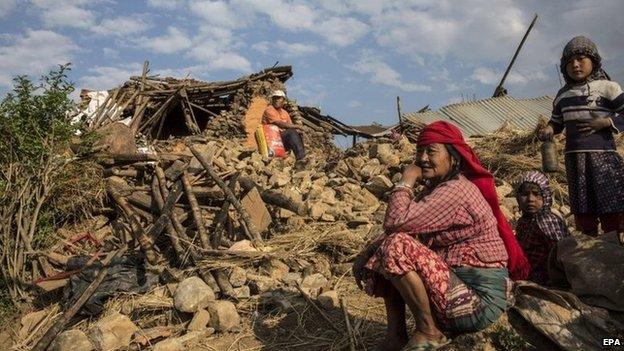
[14, 124, 432, 350]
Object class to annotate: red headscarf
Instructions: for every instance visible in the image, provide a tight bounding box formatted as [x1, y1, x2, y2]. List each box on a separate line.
[417, 121, 530, 280]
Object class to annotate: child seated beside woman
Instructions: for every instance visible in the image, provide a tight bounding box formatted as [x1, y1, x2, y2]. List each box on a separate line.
[515, 171, 570, 285]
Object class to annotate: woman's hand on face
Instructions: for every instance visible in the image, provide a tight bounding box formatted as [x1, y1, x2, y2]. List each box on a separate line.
[538, 125, 554, 141]
[577, 117, 612, 136]
[401, 165, 422, 187]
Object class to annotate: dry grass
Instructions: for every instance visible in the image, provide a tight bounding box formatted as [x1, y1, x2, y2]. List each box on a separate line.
[471, 120, 569, 203]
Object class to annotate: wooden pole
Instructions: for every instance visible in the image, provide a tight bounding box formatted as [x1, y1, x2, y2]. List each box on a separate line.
[106, 183, 158, 264]
[238, 176, 306, 215]
[396, 96, 403, 128]
[212, 173, 240, 249]
[188, 144, 263, 245]
[493, 14, 538, 97]
[181, 170, 211, 250]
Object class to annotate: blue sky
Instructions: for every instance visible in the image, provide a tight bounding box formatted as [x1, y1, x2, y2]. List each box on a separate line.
[1, 0, 623, 132]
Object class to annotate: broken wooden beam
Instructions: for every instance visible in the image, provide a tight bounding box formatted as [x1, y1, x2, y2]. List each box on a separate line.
[238, 176, 306, 215]
[188, 144, 263, 245]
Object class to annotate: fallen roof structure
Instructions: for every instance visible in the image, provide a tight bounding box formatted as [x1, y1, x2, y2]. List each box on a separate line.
[74, 63, 366, 142]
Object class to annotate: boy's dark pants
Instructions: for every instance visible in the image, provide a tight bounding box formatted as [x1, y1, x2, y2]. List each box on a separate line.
[281, 128, 306, 160]
[574, 213, 624, 234]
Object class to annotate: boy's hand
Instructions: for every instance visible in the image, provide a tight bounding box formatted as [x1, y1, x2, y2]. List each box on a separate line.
[578, 117, 612, 136]
[538, 125, 554, 141]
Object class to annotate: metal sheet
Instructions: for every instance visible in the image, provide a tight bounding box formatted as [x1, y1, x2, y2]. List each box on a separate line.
[403, 95, 553, 136]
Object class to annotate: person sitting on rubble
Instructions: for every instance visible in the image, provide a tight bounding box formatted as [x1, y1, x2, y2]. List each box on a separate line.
[262, 90, 307, 162]
[515, 171, 570, 286]
[352, 121, 529, 351]
[539, 36, 624, 239]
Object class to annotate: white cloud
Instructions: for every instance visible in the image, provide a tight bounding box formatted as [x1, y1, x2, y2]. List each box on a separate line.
[314, 17, 369, 46]
[139, 27, 192, 54]
[188, 41, 251, 72]
[190, 0, 248, 29]
[91, 16, 151, 36]
[275, 41, 318, 56]
[147, 0, 185, 9]
[0, 0, 17, 18]
[102, 48, 118, 59]
[352, 54, 431, 92]
[32, 0, 96, 28]
[79, 63, 143, 91]
[0, 29, 78, 86]
[364, 1, 526, 60]
[471, 67, 549, 86]
[348, 100, 362, 108]
[251, 41, 270, 54]
[243, 0, 317, 31]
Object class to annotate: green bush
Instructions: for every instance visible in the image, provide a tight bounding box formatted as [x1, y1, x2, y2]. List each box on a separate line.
[0, 64, 103, 320]
[0, 64, 77, 169]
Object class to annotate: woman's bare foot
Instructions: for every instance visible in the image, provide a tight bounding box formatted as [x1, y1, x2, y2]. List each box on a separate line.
[405, 329, 446, 347]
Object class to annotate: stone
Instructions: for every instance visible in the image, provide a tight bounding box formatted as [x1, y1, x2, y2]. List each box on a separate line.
[317, 188, 337, 205]
[310, 256, 332, 279]
[93, 122, 137, 154]
[353, 189, 380, 212]
[228, 240, 257, 252]
[188, 143, 215, 169]
[360, 163, 382, 180]
[153, 338, 183, 351]
[207, 301, 241, 332]
[187, 309, 211, 332]
[51, 329, 94, 351]
[281, 187, 303, 203]
[286, 216, 306, 228]
[174, 276, 216, 313]
[269, 172, 291, 188]
[370, 143, 400, 167]
[281, 272, 303, 286]
[89, 312, 138, 351]
[278, 208, 295, 218]
[500, 197, 518, 211]
[264, 259, 289, 280]
[496, 182, 514, 199]
[247, 274, 276, 295]
[320, 213, 336, 222]
[228, 267, 247, 287]
[240, 187, 272, 233]
[501, 206, 514, 221]
[233, 285, 251, 299]
[365, 175, 394, 198]
[300, 273, 329, 298]
[317, 290, 340, 310]
[308, 202, 328, 220]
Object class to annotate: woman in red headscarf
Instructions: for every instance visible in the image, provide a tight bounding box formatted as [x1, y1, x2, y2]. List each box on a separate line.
[353, 121, 529, 351]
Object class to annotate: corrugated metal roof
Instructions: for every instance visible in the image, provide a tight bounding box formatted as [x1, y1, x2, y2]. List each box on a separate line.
[403, 95, 553, 136]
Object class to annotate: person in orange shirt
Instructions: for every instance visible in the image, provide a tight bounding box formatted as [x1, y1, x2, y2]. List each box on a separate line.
[262, 90, 306, 161]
